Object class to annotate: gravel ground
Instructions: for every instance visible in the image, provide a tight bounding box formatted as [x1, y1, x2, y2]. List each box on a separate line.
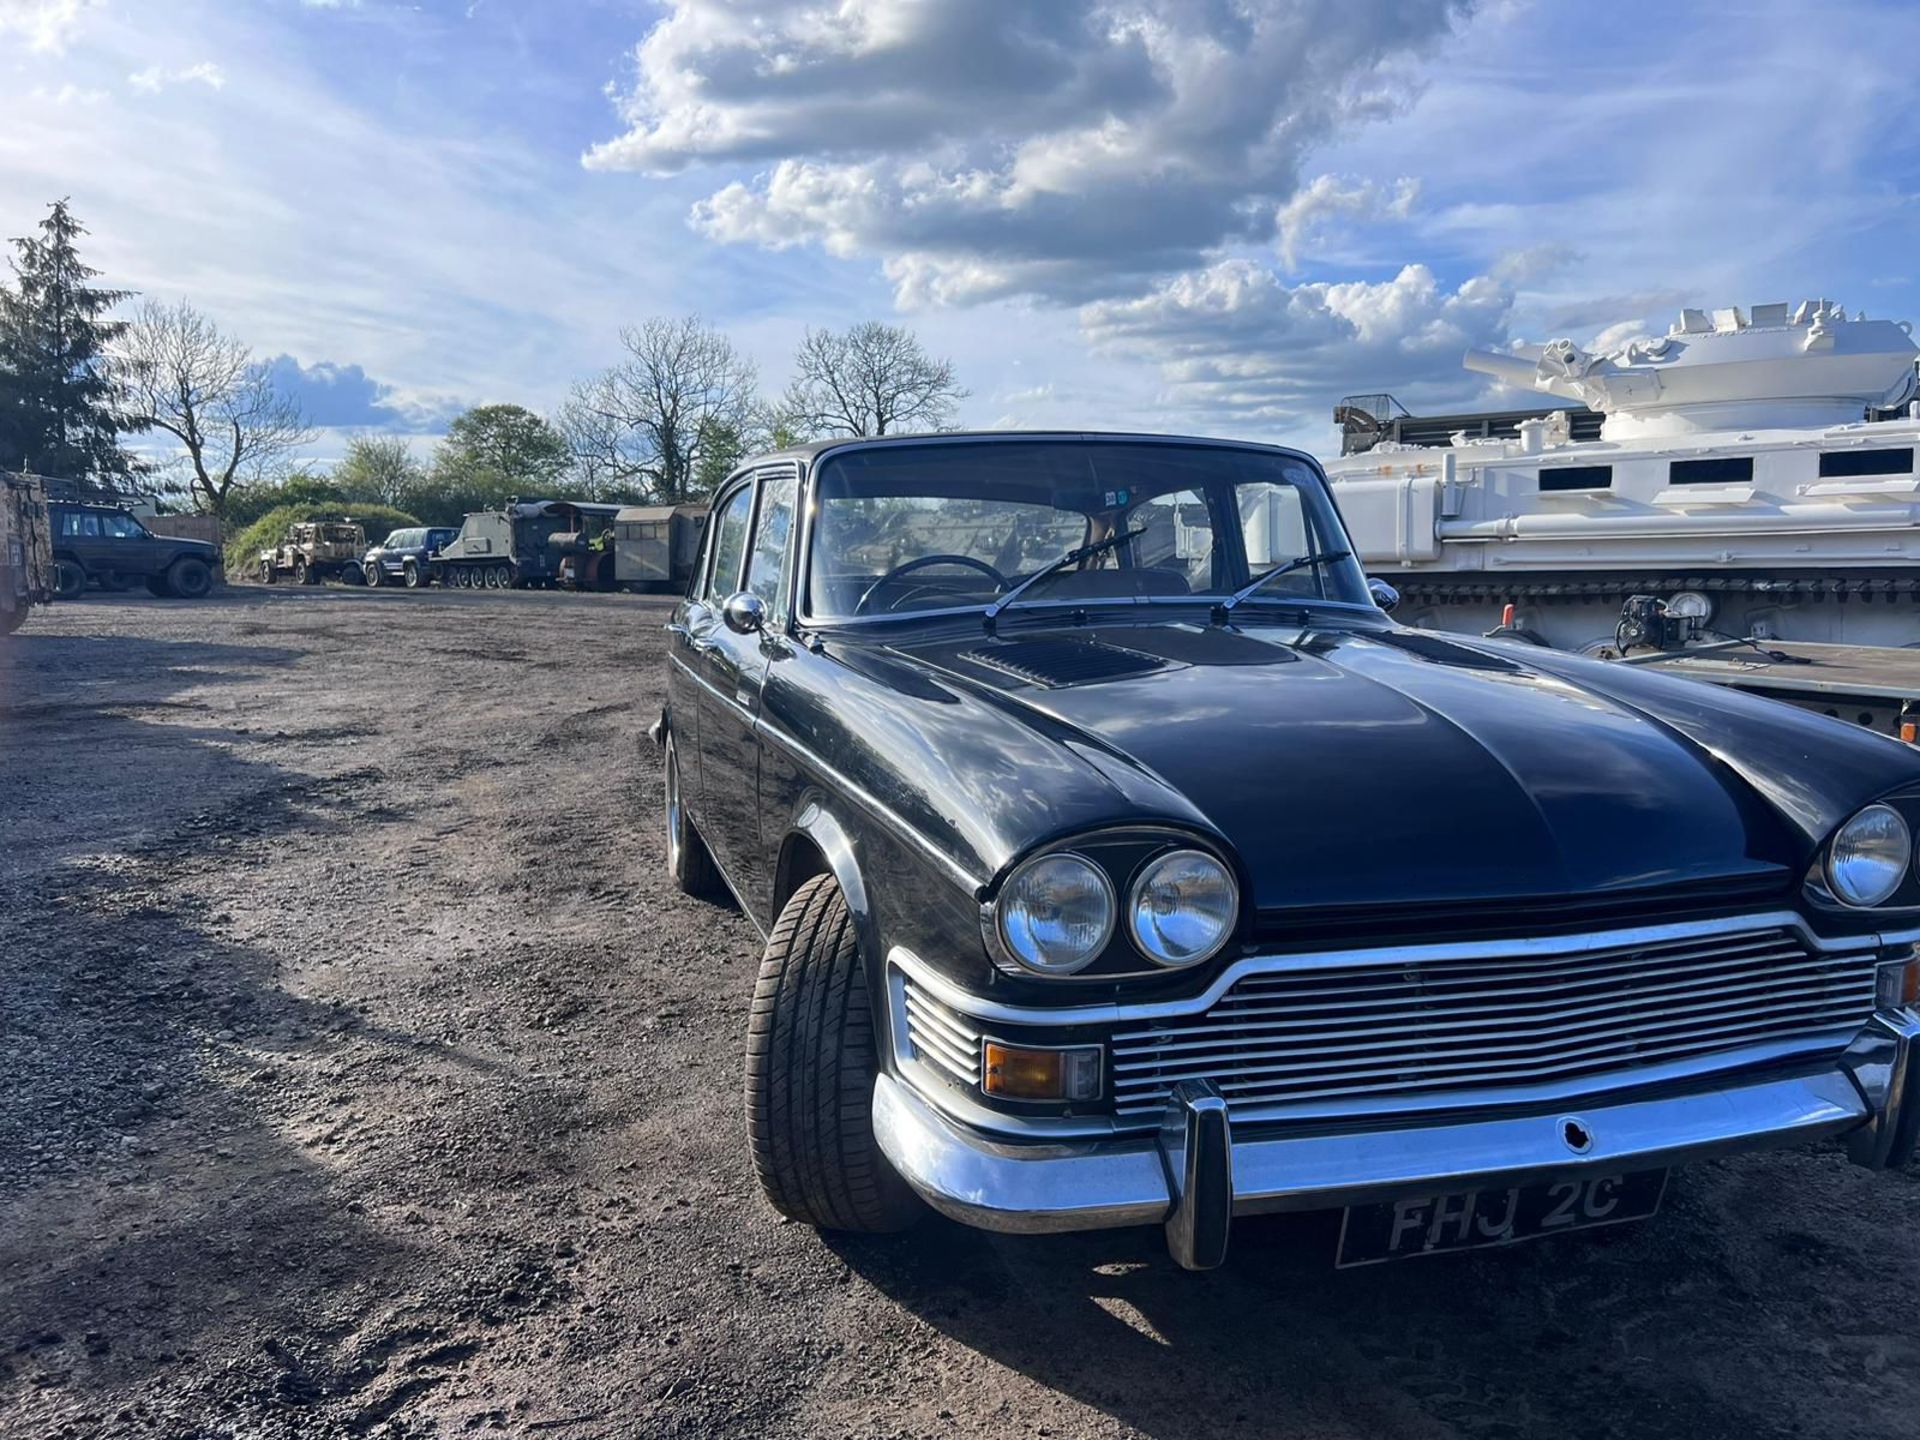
[4, 587, 1920, 1440]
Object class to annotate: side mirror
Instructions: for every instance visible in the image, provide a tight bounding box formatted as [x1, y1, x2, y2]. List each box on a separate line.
[722, 590, 767, 635]
[1368, 577, 1400, 614]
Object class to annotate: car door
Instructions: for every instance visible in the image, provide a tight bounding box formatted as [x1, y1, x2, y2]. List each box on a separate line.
[672, 478, 754, 869]
[703, 465, 799, 911]
[103, 511, 163, 576]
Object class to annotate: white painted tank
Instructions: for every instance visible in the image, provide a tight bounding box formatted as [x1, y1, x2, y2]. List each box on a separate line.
[1322, 299, 1920, 652]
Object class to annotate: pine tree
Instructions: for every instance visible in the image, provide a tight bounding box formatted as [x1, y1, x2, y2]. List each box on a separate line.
[0, 199, 137, 485]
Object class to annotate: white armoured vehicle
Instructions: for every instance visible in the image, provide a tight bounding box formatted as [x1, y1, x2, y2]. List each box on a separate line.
[1325, 299, 1920, 655]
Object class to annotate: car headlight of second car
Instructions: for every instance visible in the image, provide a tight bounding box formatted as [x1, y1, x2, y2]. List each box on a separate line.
[1128, 849, 1238, 966]
[1827, 803, 1911, 908]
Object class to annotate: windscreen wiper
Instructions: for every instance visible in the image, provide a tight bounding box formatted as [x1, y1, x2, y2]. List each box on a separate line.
[983, 525, 1147, 635]
[1211, 549, 1353, 623]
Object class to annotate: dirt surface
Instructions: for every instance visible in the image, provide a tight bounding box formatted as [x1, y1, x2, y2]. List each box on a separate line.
[4, 587, 1920, 1440]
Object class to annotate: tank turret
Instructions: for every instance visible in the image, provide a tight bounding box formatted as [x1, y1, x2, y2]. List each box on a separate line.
[1464, 299, 1919, 440]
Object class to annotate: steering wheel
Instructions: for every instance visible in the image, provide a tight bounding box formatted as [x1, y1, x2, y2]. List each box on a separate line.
[854, 554, 1009, 615]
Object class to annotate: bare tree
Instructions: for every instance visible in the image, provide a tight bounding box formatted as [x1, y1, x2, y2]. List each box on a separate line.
[118, 300, 312, 518]
[781, 322, 967, 438]
[561, 317, 759, 504]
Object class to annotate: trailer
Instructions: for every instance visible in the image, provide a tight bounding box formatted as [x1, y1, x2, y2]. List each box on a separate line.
[1, 471, 55, 635]
[612, 504, 707, 591]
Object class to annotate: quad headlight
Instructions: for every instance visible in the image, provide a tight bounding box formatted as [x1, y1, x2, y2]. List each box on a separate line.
[996, 853, 1115, 975]
[1827, 804, 1912, 908]
[1128, 849, 1238, 967]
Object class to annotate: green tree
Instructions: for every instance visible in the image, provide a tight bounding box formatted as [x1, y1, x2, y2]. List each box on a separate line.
[690, 414, 749, 498]
[0, 199, 137, 485]
[331, 433, 426, 508]
[427, 404, 569, 519]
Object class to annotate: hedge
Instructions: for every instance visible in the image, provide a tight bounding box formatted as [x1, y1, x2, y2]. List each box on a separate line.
[226, 503, 423, 579]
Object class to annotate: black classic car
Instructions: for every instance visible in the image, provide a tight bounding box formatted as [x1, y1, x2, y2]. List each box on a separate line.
[657, 432, 1920, 1270]
[363, 526, 457, 589]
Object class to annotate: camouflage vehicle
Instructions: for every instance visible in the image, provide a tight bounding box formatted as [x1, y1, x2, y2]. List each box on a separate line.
[434, 499, 622, 590]
[258, 521, 368, 585]
[1, 472, 54, 635]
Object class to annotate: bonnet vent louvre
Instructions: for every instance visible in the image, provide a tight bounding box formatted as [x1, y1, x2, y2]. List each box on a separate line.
[960, 636, 1169, 688]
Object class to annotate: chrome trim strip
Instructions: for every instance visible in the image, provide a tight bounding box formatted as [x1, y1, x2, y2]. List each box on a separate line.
[888, 912, 1875, 1029]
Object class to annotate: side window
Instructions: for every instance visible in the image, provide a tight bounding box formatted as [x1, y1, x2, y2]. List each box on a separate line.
[703, 483, 755, 601]
[104, 513, 143, 539]
[744, 471, 798, 619]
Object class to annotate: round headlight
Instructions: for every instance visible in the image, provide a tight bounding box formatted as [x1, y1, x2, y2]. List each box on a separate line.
[1827, 804, 1911, 907]
[997, 853, 1115, 975]
[1128, 849, 1238, 967]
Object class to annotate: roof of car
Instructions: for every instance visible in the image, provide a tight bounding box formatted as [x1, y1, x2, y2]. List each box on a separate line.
[733, 429, 1315, 473]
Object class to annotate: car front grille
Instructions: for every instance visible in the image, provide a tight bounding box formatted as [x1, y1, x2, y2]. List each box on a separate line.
[896, 920, 1885, 1129]
[904, 982, 982, 1090]
[1107, 924, 1877, 1122]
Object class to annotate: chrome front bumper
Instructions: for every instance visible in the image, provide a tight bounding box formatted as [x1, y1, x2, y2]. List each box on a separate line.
[873, 1007, 1920, 1270]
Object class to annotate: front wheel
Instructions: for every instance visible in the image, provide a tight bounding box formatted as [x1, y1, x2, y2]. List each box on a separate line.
[364, 562, 384, 588]
[259, 559, 275, 585]
[295, 556, 313, 585]
[403, 560, 422, 589]
[744, 874, 925, 1234]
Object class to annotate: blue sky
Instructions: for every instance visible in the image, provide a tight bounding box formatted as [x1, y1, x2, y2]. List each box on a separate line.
[3, 0, 1917, 461]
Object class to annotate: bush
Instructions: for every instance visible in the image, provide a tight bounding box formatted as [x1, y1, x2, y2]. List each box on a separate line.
[226, 502, 422, 579]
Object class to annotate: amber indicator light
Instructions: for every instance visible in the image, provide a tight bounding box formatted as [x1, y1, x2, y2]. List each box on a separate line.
[982, 1041, 1102, 1101]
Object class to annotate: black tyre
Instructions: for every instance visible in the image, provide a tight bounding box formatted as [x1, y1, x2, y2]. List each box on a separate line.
[745, 873, 924, 1234]
[146, 576, 171, 598]
[364, 561, 383, 587]
[166, 556, 213, 600]
[403, 560, 423, 589]
[52, 560, 87, 600]
[259, 559, 275, 585]
[341, 565, 365, 586]
[295, 556, 313, 585]
[665, 735, 726, 900]
[495, 564, 513, 590]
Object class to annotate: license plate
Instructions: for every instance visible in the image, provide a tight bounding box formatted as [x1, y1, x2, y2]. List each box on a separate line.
[1335, 1169, 1668, 1268]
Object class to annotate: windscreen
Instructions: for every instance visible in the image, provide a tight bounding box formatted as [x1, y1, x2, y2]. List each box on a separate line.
[804, 440, 1365, 620]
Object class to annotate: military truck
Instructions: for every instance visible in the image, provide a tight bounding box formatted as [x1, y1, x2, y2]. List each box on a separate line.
[258, 521, 368, 585]
[1, 472, 54, 635]
[434, 499, 622, 590]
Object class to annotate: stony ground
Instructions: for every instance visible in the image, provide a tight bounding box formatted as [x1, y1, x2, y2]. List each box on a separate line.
[4, 587, 1920, 1440]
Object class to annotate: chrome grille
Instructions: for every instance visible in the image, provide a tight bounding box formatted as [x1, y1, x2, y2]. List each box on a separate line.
[1109, 925, 1877, 1121]
[905, 982, 981, 1088]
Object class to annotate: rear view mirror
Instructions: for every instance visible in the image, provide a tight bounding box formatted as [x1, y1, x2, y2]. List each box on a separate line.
[1368, 577, 1400, 613]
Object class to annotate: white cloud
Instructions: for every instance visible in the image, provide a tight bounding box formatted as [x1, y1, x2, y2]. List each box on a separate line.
[597, 0, 1472, 307]
[0, 0, 93, 53]
[1275, 174, 1418, 270]
[1081, 260, 1515, 426]
[129, 61, 227, 94]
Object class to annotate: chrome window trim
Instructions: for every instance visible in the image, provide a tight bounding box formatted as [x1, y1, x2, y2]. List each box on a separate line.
[890, 911, 1881, 1030]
